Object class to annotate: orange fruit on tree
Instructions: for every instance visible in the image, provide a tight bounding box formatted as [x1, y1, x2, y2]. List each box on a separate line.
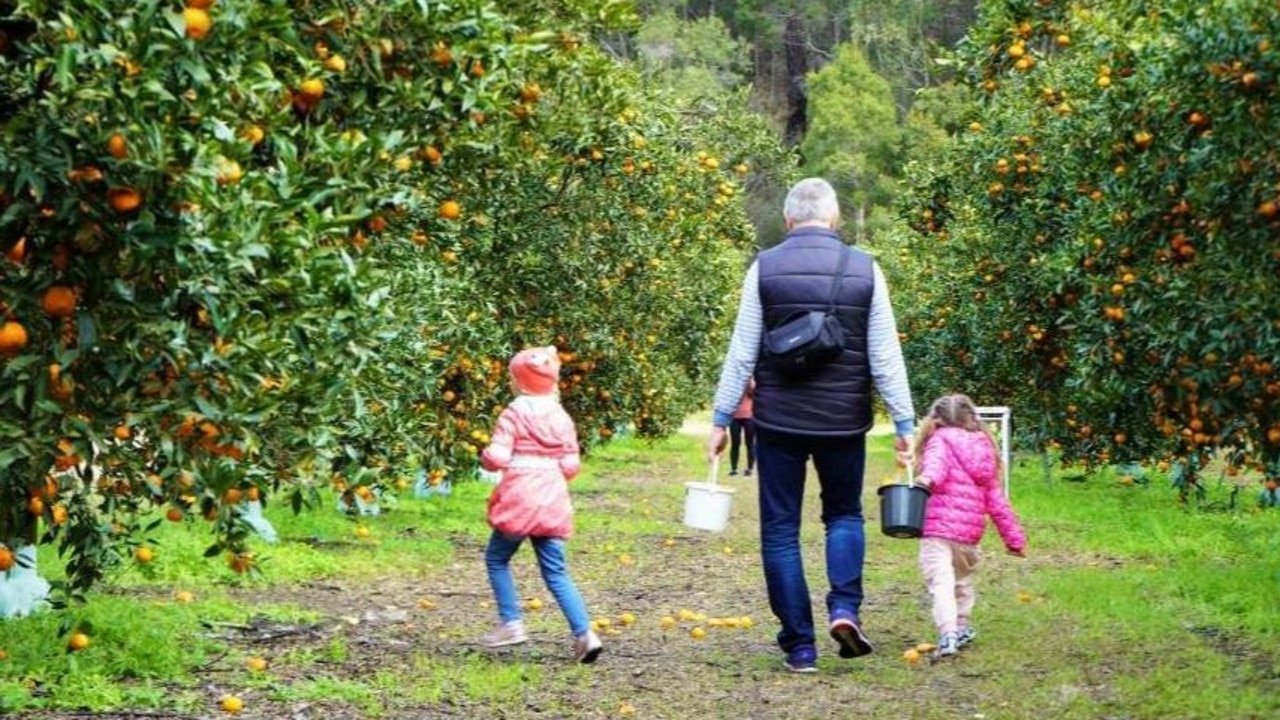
[0, 321, 29, 356]
[215, 157, 244, 185]
[298, 78, 325, 101]
[438, 200, 461, 220]
[519, 83, 542, 103]
[323, 54, 347, 73]
[135, 546, 154, 563]
[166, 507, 185, 522]
[187, 0, 215, 8]
[430, 42, 452, 66]
[5, 237, 26, 264]
[107, 132, 127, 159]
[240, 124, 265, 145]
[184, 8, 212, 39]
[67, 632, 90, 651]
[41, 285, 77, 318]
[0, 546, 13, 572]
[107, 186, 143, 213]
[227, 552, 255, 574]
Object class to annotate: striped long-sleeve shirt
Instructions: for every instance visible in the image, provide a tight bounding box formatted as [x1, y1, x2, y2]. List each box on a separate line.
[711, 258, 916, 437]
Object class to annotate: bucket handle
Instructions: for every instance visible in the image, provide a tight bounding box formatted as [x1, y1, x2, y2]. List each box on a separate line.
[708, 455, 720, 486]
[904, 438, 916, 488]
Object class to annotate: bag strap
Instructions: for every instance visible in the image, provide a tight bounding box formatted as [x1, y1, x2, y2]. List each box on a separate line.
[827, 244, 851, 312]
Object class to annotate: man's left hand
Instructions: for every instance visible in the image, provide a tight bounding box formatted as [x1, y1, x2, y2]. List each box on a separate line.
[893, 434, 913, 468]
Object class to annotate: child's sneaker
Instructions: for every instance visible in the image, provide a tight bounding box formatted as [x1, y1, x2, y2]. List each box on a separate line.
[783, 644, 818, 673]
[743, 468, 753, 477]
[935, 631, 959, 659]
[481, 620, 528, 648]
[573, 630, 603, 664]
[956, 625, 977, 649]
[829, 610, 874, 658]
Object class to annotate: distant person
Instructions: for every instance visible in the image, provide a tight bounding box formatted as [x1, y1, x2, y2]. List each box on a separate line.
[913, 393, 1027, 659]
[728, 379, 756, 477]
[478, 346, 602, 664]
[706, 177, 916, 673]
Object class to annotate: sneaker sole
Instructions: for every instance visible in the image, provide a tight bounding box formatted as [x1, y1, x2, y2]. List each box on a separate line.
[482, 636, 529, 648]
[830, 623, 874, 659]
[785, 663, 818, 673]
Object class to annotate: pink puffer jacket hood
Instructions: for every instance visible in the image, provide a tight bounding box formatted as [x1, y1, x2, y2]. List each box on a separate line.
[918, 426, 1025, 552]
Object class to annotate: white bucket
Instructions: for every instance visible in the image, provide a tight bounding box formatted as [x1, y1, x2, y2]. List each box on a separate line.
[682, 458, 734, 532]
[683, 482, 735, 532]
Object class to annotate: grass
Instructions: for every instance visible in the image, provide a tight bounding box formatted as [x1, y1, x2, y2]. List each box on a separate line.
[1, 424, 1278, 718]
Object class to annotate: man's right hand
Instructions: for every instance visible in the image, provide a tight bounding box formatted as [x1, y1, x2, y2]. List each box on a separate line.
[706, 426, 728, 463]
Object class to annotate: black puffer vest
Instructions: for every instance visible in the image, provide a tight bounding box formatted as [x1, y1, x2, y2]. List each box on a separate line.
[754, 226, 875, 436]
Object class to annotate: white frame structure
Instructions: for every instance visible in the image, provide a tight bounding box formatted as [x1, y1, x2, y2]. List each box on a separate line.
[975, 406, 1012, 496]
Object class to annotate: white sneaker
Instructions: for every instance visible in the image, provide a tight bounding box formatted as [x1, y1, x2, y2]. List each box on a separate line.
[481, 620, 528, 648]
[935, 631, 959, 659]
[573, 630, 602, 664]
[957, 626, 977, 649]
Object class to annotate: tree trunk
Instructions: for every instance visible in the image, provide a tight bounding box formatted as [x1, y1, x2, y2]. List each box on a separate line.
[782, 10, 808, 148]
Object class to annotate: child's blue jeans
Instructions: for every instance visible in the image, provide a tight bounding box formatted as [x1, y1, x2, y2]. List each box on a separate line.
[485, 530, 591, 636]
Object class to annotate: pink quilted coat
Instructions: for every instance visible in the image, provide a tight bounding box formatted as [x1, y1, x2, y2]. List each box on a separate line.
[481, 395, 582, 538]
[917, 426, 1026, 552]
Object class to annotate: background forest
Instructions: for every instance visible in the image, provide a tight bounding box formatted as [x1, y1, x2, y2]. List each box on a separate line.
[627, 0, 975, 241]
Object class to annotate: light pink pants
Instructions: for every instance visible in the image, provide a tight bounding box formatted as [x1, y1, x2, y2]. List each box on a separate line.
[918, 537, 982, 634]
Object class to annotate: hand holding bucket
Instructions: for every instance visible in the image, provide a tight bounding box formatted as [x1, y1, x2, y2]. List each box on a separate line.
[683, 455, 736, 532]
[877, 440, 929, 538]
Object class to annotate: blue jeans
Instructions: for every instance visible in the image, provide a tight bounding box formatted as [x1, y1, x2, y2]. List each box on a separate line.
[755, 427, 867, 651]
[485, 531, 591, 636]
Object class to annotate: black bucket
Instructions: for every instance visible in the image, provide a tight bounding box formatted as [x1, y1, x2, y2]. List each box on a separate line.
[877, 483, 930, 539]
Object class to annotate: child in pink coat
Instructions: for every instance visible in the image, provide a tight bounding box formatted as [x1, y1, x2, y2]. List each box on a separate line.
[913, 393, 1026, 659]
[478, 346, 602, 664]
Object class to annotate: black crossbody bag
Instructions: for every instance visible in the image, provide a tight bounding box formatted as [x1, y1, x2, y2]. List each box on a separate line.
[759, 247, 849, 377]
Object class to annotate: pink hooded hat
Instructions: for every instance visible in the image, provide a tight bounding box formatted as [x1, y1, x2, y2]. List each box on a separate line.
[509, 346, 561, 395]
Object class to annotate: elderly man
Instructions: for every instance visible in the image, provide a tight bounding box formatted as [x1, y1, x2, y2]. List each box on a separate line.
[707, 177, 915, 673]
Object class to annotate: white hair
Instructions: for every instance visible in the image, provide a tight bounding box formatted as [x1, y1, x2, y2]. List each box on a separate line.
[783, 178, 840, 226]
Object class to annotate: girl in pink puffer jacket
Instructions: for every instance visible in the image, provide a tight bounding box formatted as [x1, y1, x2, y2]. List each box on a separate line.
[914, 393, 1027, 659]
[477, 346, 602, 664]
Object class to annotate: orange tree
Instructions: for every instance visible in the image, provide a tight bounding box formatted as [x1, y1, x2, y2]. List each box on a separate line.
[0, 0, 788, 603]
[891, 0, 1279, 503]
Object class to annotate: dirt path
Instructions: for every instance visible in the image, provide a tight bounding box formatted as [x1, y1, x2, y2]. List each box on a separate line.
[11, 426, 1114, 719]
